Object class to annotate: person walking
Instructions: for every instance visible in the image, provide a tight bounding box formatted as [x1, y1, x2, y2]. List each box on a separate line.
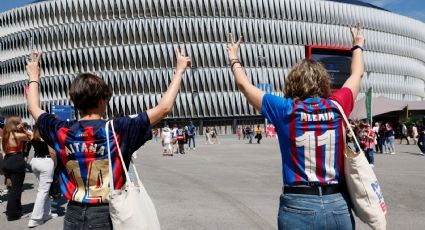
[152, 128, 159, 143]
[211, 127, 219, 144]
[1, 116, 32, 221]
[361, 123, 377, 167]
[255, 125, 263, 144]
[399, 122, 410, 145]
[378, 123, 386, 154]
[172, 124, 179, 154]
[373, 122, 381, 153]
[28, 125, 58, 228]
[161, 127, 173, 156]
[245, 127, 253, 144]
[417, 121, 425, 155]
[411, 124, 418, 145]
[385, 123, 396, 154]
[226, 24, 364, 229]
[187, 121, 196, 150]
[27, 48, 191, 229]
[176, 126, 186, 154]
[205, 127, 211, 144]
[236, 127, 242, 140]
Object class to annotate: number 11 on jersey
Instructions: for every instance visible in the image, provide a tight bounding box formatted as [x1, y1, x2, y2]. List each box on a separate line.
[296, 129, 336, 182]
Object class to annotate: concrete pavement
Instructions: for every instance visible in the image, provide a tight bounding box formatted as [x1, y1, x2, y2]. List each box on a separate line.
[1, 136, 424, 229]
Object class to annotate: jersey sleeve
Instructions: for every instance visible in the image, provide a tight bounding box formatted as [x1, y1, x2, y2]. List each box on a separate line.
[329, 87, 354, 117]
[261, 94, 291, 126]
[36, 113, 67, 148]
[112, 112, 153, 157]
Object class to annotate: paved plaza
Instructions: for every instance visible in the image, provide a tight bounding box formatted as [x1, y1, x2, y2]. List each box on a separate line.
[1, 135, 424, 230]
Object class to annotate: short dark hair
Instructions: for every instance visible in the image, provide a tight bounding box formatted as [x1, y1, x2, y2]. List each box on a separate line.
[70, 73, 112, 113]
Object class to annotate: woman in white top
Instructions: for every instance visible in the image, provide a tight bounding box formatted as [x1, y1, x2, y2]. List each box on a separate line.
[412, 125, 418, 145]
[162, 127, 172, 156]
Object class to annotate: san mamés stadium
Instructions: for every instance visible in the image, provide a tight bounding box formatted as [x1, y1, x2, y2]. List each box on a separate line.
[0, 0, 424, 130]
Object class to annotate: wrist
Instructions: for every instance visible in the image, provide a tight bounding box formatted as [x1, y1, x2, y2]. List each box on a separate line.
[175, 68, 186, 75]
[351, 45, 364, 52]
[29, 75, 40, 82]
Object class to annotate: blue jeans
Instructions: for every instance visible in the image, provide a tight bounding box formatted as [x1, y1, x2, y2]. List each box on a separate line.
[63, 202, 112, 230]
[189, 135, 196, 148]
[365, 149, 374, 164]
[384, 137, 395, 153]
[248, 134, 253, 143]
[278, 192, 355, 230]
[377, 138, 385, 153]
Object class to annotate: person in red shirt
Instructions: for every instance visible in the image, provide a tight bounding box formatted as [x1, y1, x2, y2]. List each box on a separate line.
[361, 123, 377, 167]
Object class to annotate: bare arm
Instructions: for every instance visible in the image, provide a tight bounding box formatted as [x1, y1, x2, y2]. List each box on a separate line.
[16, 124, 33, 141]
[26, 50, 45, 121]
[147, 48, 191, 126]
[227, 34, 265, 111]
[48, 146, 57, 167]
[342, 24, 366, 100]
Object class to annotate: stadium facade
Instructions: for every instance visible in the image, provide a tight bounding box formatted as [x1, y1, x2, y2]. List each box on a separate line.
[0, 0, 424, 130]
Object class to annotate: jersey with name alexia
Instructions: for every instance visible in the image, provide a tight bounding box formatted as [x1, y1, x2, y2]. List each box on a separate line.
[262, 88, 354, 186]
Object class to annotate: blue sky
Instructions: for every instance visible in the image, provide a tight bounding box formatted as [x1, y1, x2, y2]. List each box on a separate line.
[362, 0, 425, 22]
[0, 0, 424, 22]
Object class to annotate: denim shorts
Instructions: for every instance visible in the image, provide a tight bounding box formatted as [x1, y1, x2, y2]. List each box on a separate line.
[278, 191, 355, 230]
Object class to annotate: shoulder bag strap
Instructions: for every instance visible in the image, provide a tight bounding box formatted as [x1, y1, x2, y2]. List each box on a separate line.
[107, 120, 132, 191]
[111, 121, 143, 186]
[330, 100, 364, 155]
[109, 120, 141, 185]
[106, 121, 115, 190]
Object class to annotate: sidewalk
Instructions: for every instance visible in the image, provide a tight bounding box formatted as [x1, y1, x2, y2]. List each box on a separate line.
[1, 136, 424, 229]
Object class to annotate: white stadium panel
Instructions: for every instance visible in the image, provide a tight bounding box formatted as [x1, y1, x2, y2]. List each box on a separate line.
[0, 0, 424, 121]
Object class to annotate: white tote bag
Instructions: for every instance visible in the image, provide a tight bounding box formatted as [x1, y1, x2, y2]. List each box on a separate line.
[331, 100, 387, 230]
[106, 120, 161, 230]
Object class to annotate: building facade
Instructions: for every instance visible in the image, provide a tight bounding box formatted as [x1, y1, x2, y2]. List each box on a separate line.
[1, 0, 424, 129]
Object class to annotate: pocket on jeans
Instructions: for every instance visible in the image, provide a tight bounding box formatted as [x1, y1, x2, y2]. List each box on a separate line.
[87, 213, 112, 229]
[88, 222, 112, 230]
[333, 208, 354, 230]
[278, 205, 316, 230]
[63, 219, 77, 230]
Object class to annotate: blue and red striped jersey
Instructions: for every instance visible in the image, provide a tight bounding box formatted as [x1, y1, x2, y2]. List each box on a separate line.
[262, 88, 354, 186]
[37, 112, 152, 204]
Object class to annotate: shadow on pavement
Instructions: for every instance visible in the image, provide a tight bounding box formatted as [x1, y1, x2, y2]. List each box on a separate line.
[21, 202, 34, 215]
[400, 151, 423, 156]
[22, 183, 34, 191]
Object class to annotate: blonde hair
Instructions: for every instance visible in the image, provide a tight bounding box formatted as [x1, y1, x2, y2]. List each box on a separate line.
[2, 116, 22, 151]
[284, 59, 331, 100]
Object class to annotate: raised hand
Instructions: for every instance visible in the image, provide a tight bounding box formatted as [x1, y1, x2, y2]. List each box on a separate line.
[349, 24, 365, 47]
[26, 50, 42, 81]
[227, 33, 243, 61]
[175, 47, 191, 74]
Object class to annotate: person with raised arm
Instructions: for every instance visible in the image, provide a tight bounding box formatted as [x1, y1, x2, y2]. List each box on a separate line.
[26, 48, 191, 229]
[227, 24, 365, 229]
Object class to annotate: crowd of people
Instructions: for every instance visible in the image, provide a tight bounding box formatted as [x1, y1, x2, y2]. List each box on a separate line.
[0, 117, 58, 227]
[235, 125, 264, 144]
[159, 121, 197, 156]
[347, 119, 425, 167]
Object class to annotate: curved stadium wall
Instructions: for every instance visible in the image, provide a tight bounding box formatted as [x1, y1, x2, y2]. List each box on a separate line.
[0, 0, 424, 125]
